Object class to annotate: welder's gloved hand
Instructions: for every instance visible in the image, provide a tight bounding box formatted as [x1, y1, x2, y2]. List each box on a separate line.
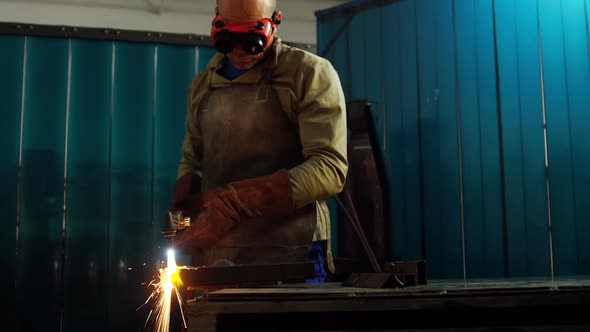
[168, 172, 202, 212]
[173, 169, 295, 251]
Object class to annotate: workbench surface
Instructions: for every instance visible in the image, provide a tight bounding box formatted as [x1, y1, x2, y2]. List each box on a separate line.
[185, 278, 590, 332]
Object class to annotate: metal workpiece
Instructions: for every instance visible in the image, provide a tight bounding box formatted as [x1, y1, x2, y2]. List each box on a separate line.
[178, 262, 316, 290]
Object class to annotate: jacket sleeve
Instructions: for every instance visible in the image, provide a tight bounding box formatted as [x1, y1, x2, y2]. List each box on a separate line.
[288, 59, 348, 208]
[176, 72, 209, 180]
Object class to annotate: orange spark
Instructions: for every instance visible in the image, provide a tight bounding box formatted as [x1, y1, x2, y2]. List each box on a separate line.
[140, 249, 187, 332]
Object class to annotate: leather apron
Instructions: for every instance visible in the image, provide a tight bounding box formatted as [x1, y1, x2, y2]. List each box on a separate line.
[192, 73, 317, 267]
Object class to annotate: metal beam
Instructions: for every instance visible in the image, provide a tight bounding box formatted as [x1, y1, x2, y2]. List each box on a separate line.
[0, 22, 316, 52]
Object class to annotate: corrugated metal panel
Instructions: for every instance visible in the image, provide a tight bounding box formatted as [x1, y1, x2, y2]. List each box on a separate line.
[108, 41, 156, 331]
[63, 39, 112, 332]
[494, 0, 551, 278]
[317, 0, 590, 280]
[454, 0, 504, 278]
[416, 0, 463, 279]
[17, 36, 69, 331]
[559, 0, 590, 275]
[0, 32, 214, 331]
[383, 0, 423, 264]
[154, 44, 197, 267]
[539, 0, 590, 276]
[0, 34, 24, 321]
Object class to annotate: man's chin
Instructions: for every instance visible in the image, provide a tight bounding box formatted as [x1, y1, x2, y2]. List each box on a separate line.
[228, 56, 258, 70]
[233, 62, 256, 70]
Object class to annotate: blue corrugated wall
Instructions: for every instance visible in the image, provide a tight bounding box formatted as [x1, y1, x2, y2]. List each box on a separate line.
[318, 0, 590, 280]
[0, 35, 216, 331]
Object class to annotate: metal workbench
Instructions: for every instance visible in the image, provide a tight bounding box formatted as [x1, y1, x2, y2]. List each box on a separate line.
[185, 278, 590, 332]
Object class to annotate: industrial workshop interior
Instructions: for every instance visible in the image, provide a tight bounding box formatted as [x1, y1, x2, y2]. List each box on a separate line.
[2, 0, 590, 331]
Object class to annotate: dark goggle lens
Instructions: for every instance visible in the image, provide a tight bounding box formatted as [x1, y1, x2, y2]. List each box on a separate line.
[214, 39, 235, 54]
[213, 34, 265, 55]
[242, 36, 264, 55]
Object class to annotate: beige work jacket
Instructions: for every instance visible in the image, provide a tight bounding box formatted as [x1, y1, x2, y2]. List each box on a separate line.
[176, 38, 348, 263]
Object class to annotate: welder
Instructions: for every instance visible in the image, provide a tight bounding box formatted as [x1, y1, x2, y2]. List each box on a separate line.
[163, 0, 347, 283]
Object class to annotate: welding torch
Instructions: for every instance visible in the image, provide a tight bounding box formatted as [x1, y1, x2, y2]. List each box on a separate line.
[162, 210, 191, 251]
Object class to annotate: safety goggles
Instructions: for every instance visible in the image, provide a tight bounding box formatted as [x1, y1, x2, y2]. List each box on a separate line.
[210, 11, 282, 55]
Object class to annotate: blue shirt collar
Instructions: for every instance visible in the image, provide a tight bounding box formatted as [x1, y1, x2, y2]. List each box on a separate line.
[219, 57, 249, 80]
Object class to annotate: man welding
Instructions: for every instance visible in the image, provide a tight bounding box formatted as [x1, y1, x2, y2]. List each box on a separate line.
[164, 0, 348, 283]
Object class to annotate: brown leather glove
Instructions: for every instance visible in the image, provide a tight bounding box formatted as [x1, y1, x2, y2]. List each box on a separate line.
[173, 169, 294, 250]
[169, 172, 202, 212]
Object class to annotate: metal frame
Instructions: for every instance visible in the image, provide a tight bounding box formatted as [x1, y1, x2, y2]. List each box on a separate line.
[315, 0, 402, 20]
[0, 22, 316, 52]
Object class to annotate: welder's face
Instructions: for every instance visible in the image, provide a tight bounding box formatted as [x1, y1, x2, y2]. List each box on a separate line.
[217, 0, 276, 70]
[226, 43, 265, 70]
